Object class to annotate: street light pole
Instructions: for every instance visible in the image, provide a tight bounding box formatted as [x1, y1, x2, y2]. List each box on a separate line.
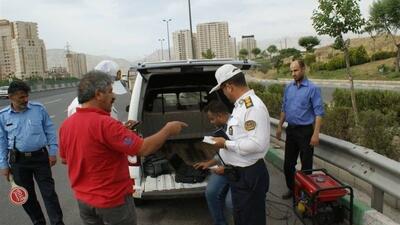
[188, 0, 196, 59]
[158, 38, 165, 61]
[162, 19, 172, 60]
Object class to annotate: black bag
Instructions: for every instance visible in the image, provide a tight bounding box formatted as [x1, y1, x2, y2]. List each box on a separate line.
[170, 154, 209, 184]
[143, 153, 171, 178]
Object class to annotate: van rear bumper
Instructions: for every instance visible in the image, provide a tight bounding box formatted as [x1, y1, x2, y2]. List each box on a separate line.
[137, 186, 206, 199]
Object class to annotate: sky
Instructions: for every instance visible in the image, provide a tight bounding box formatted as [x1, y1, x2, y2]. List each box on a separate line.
[0, 0, 375, 61]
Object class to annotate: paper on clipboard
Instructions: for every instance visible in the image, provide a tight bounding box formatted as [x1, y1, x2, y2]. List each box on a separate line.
[202, 136, 216, 145]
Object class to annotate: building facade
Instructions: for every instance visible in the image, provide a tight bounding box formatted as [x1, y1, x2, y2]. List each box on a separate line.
[0, 20, 15, 80]
[196, 22, 230, 59]
[66, 53, 87, 78]
[229, 36, 237, 59]
[172, 30, 196, 60]
[240, 35, 257, 58]
[0, 20, 47, 80]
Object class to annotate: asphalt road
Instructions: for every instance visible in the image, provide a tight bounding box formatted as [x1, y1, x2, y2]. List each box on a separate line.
[0, 88, 219, 225]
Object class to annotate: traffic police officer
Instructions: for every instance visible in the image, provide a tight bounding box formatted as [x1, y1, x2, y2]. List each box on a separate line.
[0, 80, 64, 225]
[210, 64, 270, 225]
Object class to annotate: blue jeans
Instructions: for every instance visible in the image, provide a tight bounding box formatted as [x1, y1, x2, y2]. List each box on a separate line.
[206, 173, 232, 225]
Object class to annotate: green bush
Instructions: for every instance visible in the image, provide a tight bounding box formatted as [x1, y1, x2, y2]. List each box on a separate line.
[377, 64, 390, 74]
[371, 51, 397, 61]
[279, 64, 291, 75]
[321, 107, 355, 141]
[332, 88, 400, 124]
[254, 59, 272, 74]
[310, 62, 327, 71]
[304, 54, 317, 67]
[259, 92, 282, 118]
[325, 55, 346, 71]
[248, 82, 266, 96]
[356, 110, 399, 160]
[349, 45, 370, 66]
[267, 83, 285, 95]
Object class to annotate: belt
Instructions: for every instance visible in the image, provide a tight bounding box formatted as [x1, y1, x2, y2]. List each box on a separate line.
[231, 159, 264, 171]
[287, 124, 313, 129]
[16, 147, 47, 157]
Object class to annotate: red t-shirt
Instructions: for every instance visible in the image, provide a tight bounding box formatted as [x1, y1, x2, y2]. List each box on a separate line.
[59, 107, 143, 208]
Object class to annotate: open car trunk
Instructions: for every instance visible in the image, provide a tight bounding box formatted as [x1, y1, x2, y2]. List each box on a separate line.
[135, 71, 225, 198]
[140, 140, 219, 198]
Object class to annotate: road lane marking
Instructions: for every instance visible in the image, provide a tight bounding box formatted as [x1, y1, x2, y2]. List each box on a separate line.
[50, 115, 55, 119]
[44, 98, 62, 105]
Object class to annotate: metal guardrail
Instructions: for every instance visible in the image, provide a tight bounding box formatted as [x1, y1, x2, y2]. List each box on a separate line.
[269, 117, 400, 212]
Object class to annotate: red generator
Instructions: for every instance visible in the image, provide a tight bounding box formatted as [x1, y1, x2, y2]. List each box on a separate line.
[294, 169, 354, 225]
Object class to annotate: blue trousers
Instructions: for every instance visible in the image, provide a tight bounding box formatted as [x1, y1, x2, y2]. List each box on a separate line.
[205, 173, 232, 225]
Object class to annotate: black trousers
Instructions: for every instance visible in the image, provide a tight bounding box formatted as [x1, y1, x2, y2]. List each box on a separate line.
[283, 125, 314, 191]
[10, 150, 64, 225]
[229, 159, 269, 225]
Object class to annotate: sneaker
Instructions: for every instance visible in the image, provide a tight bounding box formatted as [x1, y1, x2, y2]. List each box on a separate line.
[281, 190, 293, 200]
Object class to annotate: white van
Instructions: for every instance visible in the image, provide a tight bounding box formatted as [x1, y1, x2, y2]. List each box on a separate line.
[127, 60, 253, 203]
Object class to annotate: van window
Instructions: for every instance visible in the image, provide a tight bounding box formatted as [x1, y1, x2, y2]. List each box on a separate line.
[153, 91, 207, 112]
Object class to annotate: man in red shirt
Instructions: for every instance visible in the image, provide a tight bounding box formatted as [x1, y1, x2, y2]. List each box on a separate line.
[59, 71, 187, 225]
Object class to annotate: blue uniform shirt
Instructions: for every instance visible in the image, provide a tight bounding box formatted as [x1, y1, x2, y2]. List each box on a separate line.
[282, 78, 324, 125]
[0, 101, 58, 169]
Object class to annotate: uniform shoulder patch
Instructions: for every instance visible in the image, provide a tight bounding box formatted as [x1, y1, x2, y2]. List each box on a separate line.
[245, 120, 256, 131]
[244, 96, 253, 109]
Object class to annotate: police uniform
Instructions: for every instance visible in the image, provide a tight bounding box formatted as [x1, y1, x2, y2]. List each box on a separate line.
[221, 90, 270, 225]
[0, 102, 64, 225]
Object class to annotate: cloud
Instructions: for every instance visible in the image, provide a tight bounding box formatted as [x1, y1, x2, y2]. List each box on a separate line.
[0, 0, 376, 61]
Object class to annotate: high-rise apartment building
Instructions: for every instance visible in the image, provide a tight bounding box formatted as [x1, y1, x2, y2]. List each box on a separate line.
[240, 35, 257, 58]
[0, 20, 47, 80]
[0, 20, 15, 80]
[196, 22, 230, 59]
[229, 36, 237, 59]
[172, 30, 196, 60]
[66, 53, 87, 78]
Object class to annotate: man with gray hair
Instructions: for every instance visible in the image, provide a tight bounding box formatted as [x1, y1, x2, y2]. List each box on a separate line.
[59, 71, 187, 225]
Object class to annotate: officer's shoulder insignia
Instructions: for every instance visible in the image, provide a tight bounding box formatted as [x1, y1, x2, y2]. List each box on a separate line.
[245, 120, 256, 131]
[244, 96, 253, 109]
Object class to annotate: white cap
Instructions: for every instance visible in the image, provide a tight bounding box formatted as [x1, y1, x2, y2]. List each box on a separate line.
[209, 64, 242, 93]
[94, 60, 127, 95]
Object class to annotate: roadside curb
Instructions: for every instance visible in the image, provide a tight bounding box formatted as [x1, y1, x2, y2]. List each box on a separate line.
[264, 148, 399, 225]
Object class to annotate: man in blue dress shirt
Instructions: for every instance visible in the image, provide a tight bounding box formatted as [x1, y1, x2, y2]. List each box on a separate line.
[0, 81, 64, 225]
[276, 59, 324, 200]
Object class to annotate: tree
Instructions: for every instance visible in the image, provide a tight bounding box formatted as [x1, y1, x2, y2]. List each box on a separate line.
[312, 0, 365, 125]
[260, 50, 269, 59]
[271, 55, 283, 74]
[267, 45, 278, 57]
[201, 49, 215, 59]
[369, 0, 400, 72]
[239, 48, 249, 59]
[251, 48, 261, 58]
[364, 21, 380, 59]
[298, 36, 321, 52]
[279, 48, 302, 59]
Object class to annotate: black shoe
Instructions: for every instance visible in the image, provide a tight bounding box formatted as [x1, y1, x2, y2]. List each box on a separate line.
[282, 190, 293, 200]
